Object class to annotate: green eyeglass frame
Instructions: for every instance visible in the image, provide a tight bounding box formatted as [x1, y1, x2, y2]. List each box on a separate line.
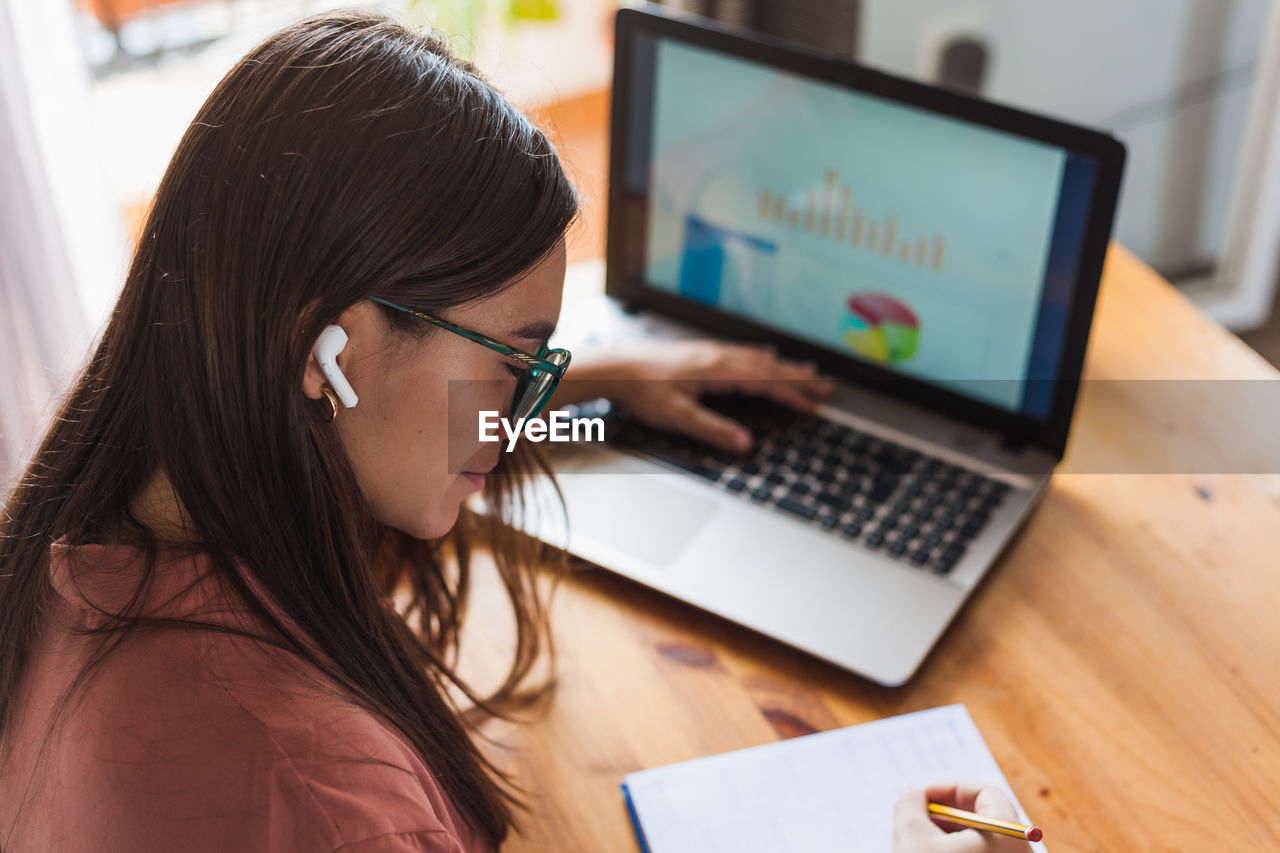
[370, 297, 571, 422]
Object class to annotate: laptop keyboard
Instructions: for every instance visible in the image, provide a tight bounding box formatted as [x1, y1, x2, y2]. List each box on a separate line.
[591, 393, 1009, 576]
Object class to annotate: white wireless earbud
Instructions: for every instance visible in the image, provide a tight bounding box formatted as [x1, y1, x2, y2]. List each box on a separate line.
[313, 325, 358, 409]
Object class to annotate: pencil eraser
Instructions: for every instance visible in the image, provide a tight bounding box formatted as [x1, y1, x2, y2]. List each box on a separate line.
[1026, 827, 1043, 842]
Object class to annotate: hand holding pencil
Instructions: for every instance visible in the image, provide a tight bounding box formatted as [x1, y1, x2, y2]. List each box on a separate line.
[893, 782, 1039, 853]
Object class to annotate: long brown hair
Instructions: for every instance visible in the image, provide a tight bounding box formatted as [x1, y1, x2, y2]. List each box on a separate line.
[0, 8, 581, 848]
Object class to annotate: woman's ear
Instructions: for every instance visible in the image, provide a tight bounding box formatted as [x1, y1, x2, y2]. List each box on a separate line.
[311, 326, 358, 408]
[300, 301, 374, 402]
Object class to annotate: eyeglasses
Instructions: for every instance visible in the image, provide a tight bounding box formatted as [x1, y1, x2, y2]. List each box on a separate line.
[370, 297, 571, 423]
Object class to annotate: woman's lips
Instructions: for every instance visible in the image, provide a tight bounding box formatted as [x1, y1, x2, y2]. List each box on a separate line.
[461, 472, 485, 490]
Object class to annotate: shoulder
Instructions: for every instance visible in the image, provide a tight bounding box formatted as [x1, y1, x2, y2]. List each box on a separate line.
[39, 541, 486, 851]
[72, 626, 482, 852]
[194, 627, 487, 851]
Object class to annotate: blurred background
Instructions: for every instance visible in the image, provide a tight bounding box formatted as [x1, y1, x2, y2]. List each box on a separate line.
[4, 0, 1280, 480]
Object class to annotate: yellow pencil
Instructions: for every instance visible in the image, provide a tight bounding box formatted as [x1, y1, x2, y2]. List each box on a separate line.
[928, 802, 1043, 842]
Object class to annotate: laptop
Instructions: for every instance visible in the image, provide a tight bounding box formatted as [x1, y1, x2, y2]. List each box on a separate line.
[516, 4, 1126, 686]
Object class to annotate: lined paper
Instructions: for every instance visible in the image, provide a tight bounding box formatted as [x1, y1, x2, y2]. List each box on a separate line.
[622, 705, 1047, 853]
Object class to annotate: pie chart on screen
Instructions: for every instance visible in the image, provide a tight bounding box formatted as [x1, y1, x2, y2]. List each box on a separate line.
[842, 292, 920, 364]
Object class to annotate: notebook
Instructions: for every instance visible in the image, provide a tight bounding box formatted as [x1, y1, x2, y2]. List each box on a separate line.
[620, 704, 1047, 852]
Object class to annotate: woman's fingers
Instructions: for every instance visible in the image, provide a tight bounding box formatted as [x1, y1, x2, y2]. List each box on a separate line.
[921, 782, 1035, 852]
[622, 340, 839, 444]
[923, 783, 1020, 823]
[655, 340, 837, 409]
[734, 373, 834, 411]
[972, 786, 1022, 824]
[894, 786, 938, 846]
[664, 393, 753, 452]
[706, 346, 836, 411]
[893, 787, 988, 853]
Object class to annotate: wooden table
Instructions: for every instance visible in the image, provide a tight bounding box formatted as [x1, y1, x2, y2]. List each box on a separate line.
[457, 244, 1280, 851]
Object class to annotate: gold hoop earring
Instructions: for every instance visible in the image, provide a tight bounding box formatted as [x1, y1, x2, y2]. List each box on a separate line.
[320, 385, 339, 423]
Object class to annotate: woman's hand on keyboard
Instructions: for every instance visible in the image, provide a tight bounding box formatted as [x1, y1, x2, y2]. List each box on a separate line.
[601, 340, 835, 452]
[893, 783, 1035, 853]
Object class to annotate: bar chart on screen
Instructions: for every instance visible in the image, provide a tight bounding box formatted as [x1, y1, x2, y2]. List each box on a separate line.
[757, 169, 947, 273]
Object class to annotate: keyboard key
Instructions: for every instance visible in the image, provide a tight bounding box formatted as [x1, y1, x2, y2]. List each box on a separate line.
[842, 522, 863, 539]
[820, 515, 840, 530]
[837, 480, 861, 498]
[776, 497, 817, 521]
[865, 532, 885, 548]
[816, 492, 852, 512]
[765, 472, 787, 485]
[887, 541, 908, 557]
[726, 478, 747, 493]
[879, 456, 913, 476]
[868, 485, 895, 503]
[959, 511, 991, 539]
[910, 549, 931, 565]
[750, 487, 772, 502]
[855, 507, 876, 521]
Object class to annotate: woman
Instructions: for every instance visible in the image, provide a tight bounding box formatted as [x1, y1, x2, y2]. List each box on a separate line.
[0, 9, 1027, 852]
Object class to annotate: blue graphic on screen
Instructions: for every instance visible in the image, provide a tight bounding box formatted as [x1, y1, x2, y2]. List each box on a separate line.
[641, 39, 1086, 416]
[678, 215, 778, 310]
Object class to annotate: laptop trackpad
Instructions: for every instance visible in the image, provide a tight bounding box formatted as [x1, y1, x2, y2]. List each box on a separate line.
[561, 472, 718, 568]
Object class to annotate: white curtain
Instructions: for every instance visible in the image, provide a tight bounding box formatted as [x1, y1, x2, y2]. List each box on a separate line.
[0, 0, 125, 488]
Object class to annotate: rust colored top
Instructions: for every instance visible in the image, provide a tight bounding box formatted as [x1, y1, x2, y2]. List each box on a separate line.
[0, 540, 488, 852]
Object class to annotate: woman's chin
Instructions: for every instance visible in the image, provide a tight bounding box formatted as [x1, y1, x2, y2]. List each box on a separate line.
[420, 516, 458, 541]
[388, 480, 475, 540]
[384, 504, 455, 542]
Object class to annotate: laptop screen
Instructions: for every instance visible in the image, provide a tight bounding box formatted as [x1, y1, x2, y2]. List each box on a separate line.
[627, 35, 1100, 421]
